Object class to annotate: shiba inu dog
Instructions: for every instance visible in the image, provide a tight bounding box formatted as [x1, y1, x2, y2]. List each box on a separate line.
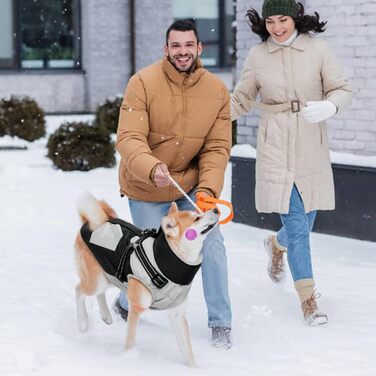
[74, 193, 219, 366]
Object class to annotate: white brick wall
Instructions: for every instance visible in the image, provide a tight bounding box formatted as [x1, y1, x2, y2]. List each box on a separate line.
[0, 73, 85, 113]
[81, 0, 172, 111]
[134, 0, 172, 71]
[235, 0, 376, 155]
[81, 0, 130, 111]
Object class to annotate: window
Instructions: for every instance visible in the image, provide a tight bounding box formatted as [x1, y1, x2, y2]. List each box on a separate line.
[0, 0, 81, 70]
[0, 0, 14, 68]
[173, 0, 235, 68]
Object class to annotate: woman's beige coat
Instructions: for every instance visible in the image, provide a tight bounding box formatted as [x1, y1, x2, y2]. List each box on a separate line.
[231, 33, 352, 214]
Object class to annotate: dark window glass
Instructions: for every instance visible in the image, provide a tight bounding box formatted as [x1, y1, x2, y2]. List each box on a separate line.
[224, 0, 236, 68]
[19, 0, 80, 69]
[173, 0, 235, 68]
[0, 0, 15, 68]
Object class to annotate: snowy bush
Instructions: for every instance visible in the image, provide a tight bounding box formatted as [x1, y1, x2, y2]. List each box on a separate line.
[47, 121, 116, 171]
[0, 113, 5, 137]
[0, 96, 46, 141]
[93, 95, 123, 134]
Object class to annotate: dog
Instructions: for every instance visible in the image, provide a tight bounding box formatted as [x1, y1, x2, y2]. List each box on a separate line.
[74, 192, 219, 367]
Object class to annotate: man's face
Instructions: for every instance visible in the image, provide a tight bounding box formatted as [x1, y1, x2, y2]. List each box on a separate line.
[164, 30, 202, 73]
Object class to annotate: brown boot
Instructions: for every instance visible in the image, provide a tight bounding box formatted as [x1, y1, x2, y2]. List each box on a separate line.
[264, 235, 286, 283]
[301, 293, 328, 326]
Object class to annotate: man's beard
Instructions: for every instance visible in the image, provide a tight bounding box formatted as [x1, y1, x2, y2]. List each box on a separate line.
[167, 53, 198, 74]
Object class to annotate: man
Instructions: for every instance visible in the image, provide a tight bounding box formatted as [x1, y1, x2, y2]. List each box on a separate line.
[115, 19, 232, 348]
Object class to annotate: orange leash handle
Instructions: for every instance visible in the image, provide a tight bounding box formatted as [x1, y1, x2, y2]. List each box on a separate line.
[196, 196, 234, 225]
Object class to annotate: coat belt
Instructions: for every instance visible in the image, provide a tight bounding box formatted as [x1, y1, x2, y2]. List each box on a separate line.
[234, 99, 302, 113]
[254, 100, 301, 113]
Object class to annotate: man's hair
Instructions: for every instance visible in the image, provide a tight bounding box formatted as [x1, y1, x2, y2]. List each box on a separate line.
[165, 19, 200, 45]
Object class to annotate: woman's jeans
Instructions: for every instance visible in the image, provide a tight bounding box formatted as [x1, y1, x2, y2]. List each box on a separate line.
[118, 191, 232, 328]
[276, 185, 317, 282]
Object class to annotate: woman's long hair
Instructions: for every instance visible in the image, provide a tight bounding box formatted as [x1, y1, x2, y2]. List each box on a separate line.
[246, 2, 327, 42]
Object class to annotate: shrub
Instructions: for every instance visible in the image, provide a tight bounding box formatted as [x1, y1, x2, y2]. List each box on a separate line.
[0, 96, 45, 141]
[93, 95, 123, 134]
[0, 112, 5, 137]
[47, 121, 116, 171]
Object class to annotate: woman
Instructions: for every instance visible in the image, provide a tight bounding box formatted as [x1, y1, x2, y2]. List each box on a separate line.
[231, 0, 352, 325]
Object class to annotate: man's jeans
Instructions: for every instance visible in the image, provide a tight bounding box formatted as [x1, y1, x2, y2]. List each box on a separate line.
[118, 191, 232, 328]
[276, 185, 317, 282]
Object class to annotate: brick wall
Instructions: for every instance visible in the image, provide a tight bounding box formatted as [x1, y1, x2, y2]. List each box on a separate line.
[0, 73, 85, 113]
[81, 0, 172, 112]
[235, 0, 376, 155]
[81, 0, 130, 111]
[134, 0, 173, 71]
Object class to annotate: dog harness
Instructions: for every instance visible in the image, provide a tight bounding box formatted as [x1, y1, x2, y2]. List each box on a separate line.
[80, 219, 201, 310]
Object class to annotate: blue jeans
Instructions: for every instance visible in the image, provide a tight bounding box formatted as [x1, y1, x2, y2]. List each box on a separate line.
[276, 185, 317, 281]
[118, 190, 232, 328]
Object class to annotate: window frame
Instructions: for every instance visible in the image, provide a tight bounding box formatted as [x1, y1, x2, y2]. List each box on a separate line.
[174, 0, 235, 69]
[0, 0, 81, 72]
[0, 0, 17, 69]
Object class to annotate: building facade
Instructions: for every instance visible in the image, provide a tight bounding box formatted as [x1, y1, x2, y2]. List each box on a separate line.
[0, 0, 234, 113]
[0, 0, 172, 112]
[235, 0, 376, 155]
[0, 0, 375, 155]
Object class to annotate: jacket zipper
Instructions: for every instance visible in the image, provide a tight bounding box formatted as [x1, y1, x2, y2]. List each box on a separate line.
[170, 78, 186, 200]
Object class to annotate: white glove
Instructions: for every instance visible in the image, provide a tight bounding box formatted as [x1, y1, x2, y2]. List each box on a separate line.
[301, 100, 337, 123]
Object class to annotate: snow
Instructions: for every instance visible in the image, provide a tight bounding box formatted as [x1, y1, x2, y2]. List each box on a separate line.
[1, 115, 376, 376]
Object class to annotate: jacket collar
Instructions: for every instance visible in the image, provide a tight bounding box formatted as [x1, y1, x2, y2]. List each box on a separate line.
[162, 58, 205, 87]
[153, 228, 201, 285]
[266, 33, 310, 53]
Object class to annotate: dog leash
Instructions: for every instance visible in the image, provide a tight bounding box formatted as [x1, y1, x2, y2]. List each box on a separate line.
[168, 175, 234, 225]
[168, 175, 203, 213]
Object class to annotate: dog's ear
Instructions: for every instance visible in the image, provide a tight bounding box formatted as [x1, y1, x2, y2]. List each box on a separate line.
[161, 216, 180, 238]
[168, 202, 179, 215]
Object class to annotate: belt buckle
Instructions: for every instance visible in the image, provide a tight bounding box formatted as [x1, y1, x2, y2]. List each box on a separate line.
[291, 100, 300, 113]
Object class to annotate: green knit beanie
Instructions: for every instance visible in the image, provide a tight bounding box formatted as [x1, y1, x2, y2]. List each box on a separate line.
[262, 0, 298, 19]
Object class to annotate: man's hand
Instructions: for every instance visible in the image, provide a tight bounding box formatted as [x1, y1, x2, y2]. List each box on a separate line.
[152, 163, 170, 187]
[301, 100, 337, 123]
[196, 191, 217, 213]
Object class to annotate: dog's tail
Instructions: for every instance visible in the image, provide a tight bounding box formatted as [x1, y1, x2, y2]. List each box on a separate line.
[76, 192, 117, 231]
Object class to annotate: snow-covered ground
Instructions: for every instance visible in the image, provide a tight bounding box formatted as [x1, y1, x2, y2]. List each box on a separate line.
[1, 115, 375, 376]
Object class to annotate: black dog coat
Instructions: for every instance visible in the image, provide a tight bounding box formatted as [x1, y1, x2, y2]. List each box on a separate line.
[80, 218, 201, 310]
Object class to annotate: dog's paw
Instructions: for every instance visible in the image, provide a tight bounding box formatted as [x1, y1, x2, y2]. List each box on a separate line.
[78, 319, 89, 333]
[101, 313, 113, 325]
[186, 360, 198, 368]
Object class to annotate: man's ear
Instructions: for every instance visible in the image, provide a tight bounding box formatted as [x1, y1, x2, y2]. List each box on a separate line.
[161, 216, 179, 238]
[164, 45, 169, 57]
[197, 41, 203, 57]
[168, 202, 178, 215]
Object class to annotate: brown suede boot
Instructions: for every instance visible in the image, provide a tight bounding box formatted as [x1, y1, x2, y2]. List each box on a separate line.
[295, 279, 328, 326]
[264, 235, 286, 283]
[301, 293, 328, 326]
